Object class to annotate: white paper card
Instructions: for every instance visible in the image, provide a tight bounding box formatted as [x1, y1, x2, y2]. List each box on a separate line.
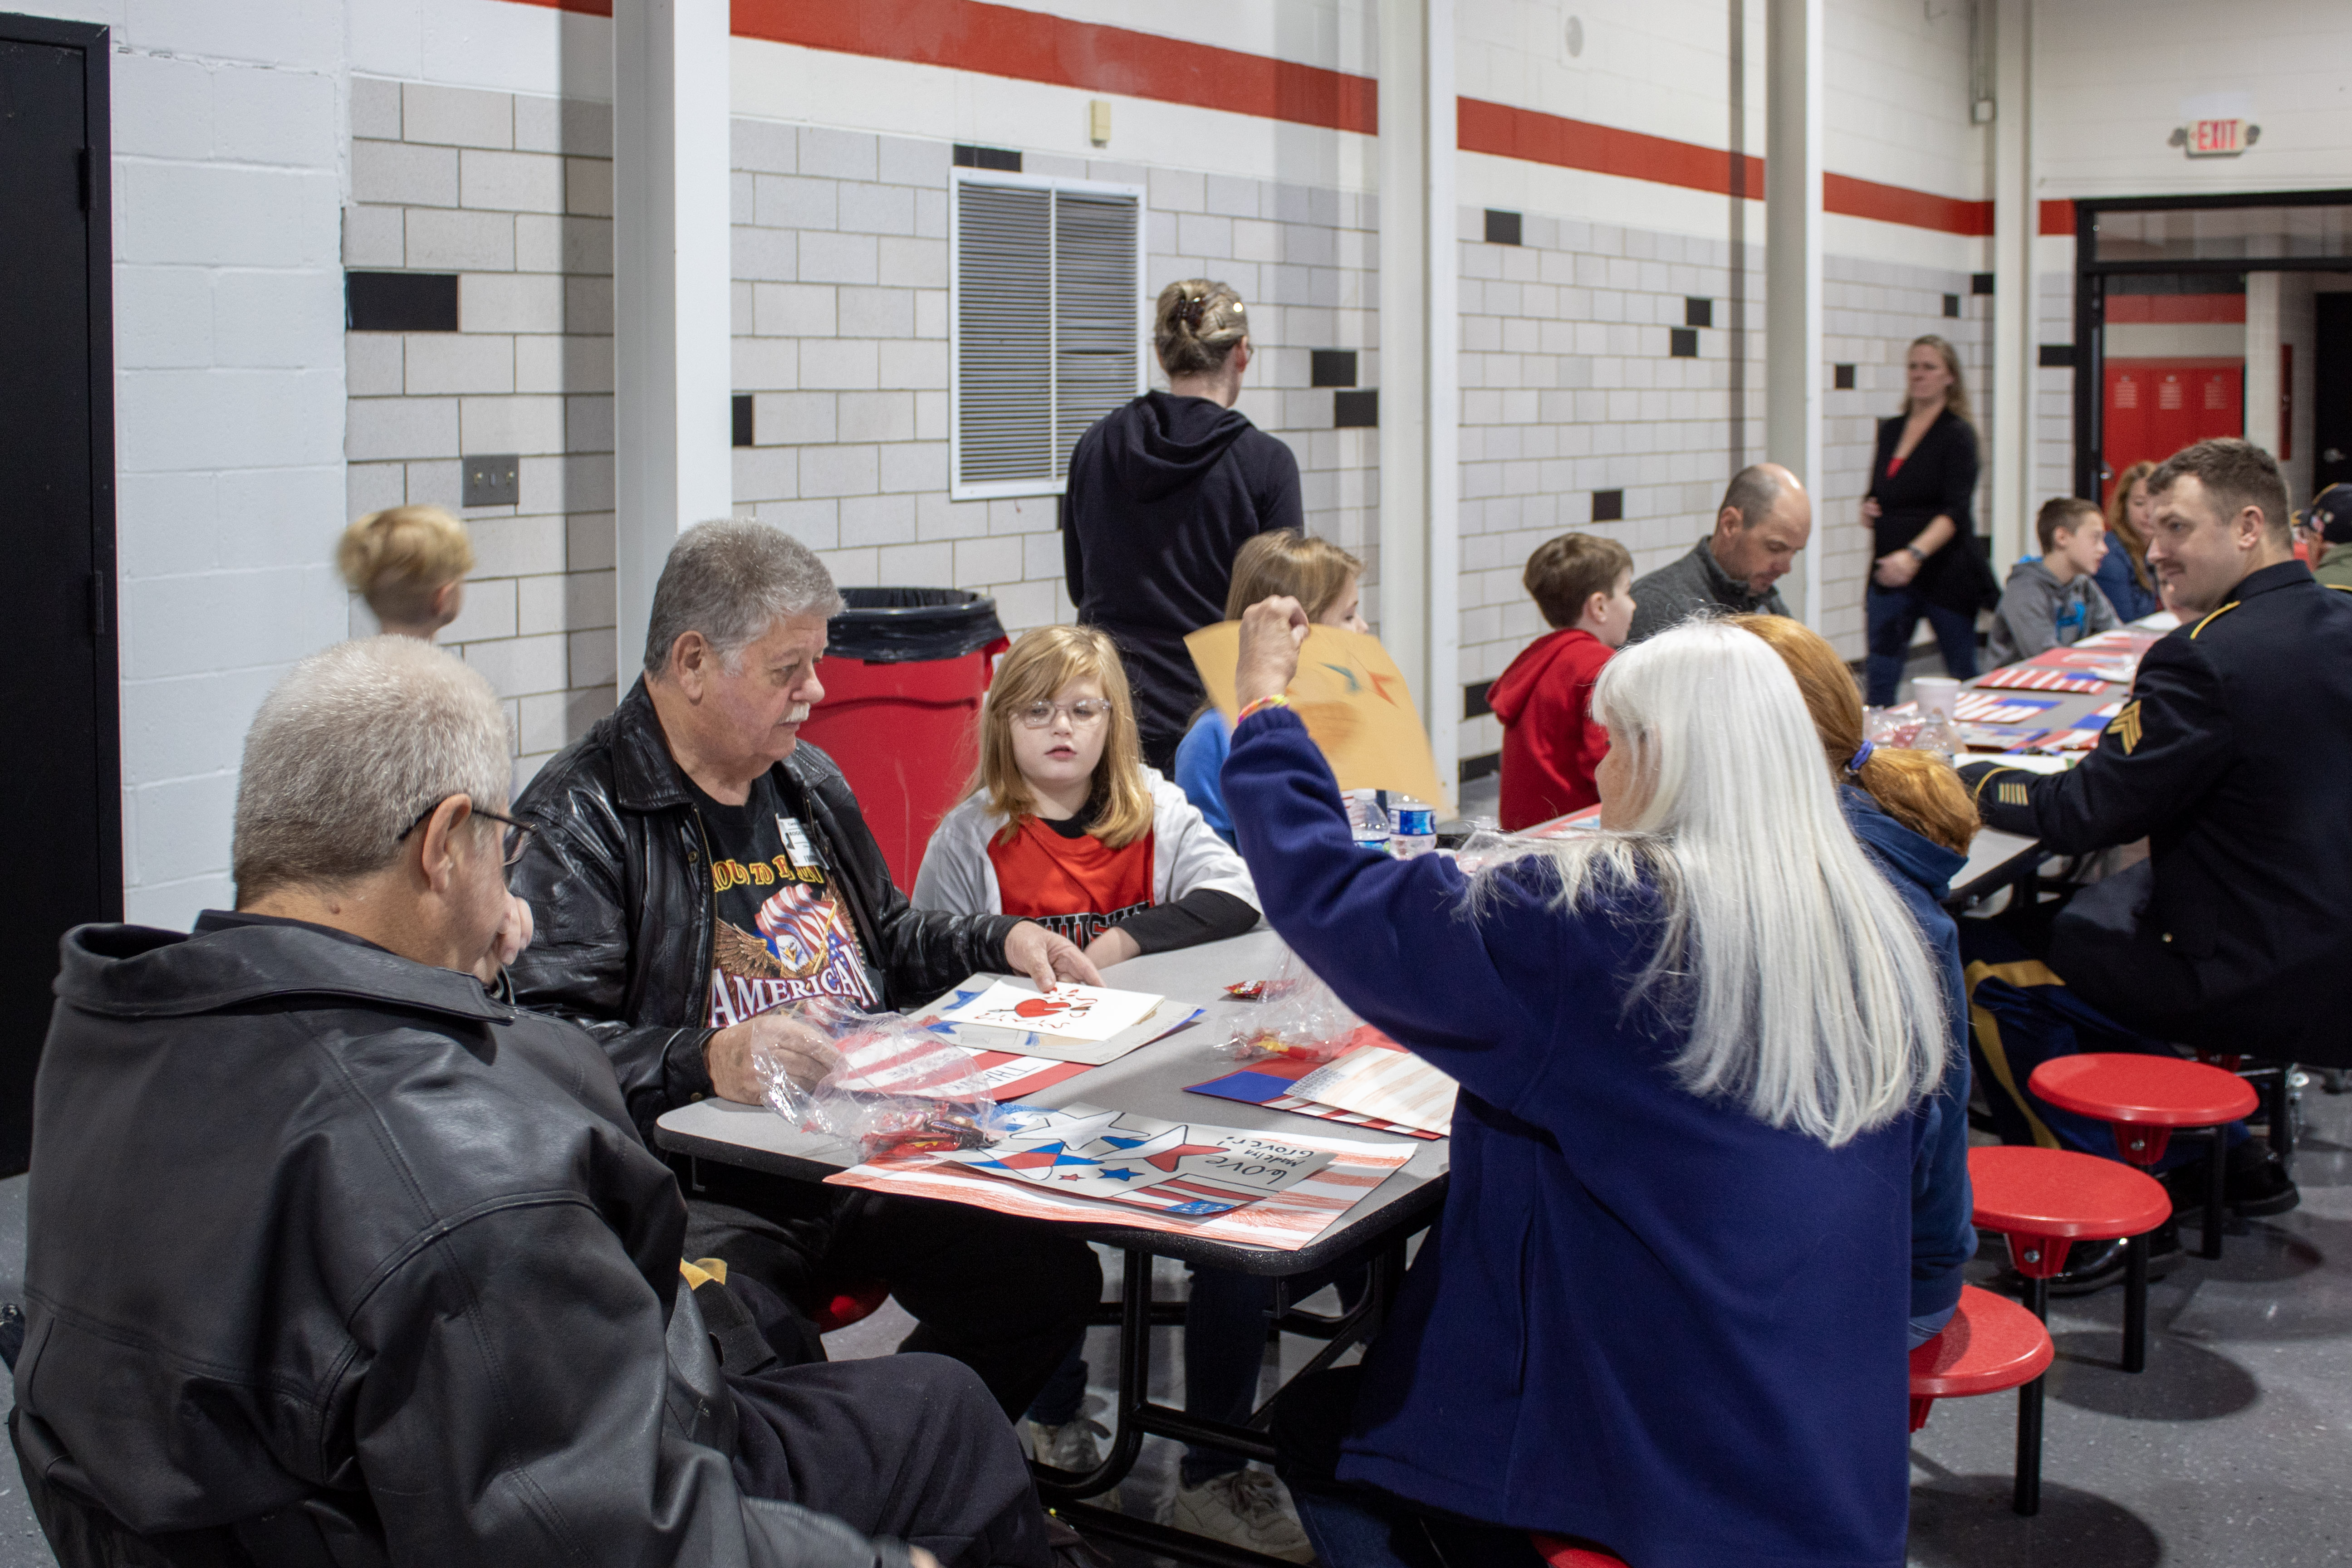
[934, 980, 1165, 1043]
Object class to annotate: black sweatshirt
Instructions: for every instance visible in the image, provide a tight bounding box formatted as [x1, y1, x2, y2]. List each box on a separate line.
[1061, 391, 1304, 763]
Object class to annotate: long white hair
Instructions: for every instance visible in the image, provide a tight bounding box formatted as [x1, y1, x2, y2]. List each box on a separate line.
[1507, 620, 1948, 1146]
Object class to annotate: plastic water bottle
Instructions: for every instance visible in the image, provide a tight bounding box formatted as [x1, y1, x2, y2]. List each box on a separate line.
[1914, 707, 1960, 767]
[1347, 788, 1391, 853]
[1387, 799, 1438, 859]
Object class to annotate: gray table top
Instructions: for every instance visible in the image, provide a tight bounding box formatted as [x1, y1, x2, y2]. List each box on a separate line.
[655, 928, 1451, 1274]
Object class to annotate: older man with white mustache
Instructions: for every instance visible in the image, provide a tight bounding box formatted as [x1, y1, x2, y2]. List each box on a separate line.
[510, 519, 1106, 1428]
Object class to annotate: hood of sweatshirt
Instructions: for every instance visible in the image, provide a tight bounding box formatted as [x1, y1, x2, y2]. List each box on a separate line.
[1098, 390, 1257, 502]
[2002, 557, 2064, 596]
[1486, 629, 1602, 727]
[1839, 786, 1966, 900]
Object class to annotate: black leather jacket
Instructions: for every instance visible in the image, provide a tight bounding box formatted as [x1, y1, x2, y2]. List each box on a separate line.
[509, 679, 1020, 1142]
[13, 917, 902, 1568]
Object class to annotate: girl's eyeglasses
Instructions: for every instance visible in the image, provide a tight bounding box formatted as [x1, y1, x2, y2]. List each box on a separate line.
[1014, 699, 1113, 730]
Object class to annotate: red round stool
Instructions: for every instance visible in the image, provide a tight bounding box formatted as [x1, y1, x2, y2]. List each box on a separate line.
[1911, 1284, 2056, 1516]
[1531, 1537, 1627, 1567]
[1969, 1145, 2170, 1376]
[813, 1279, 891, 1334]
[2028, 1054, 2256, 1261]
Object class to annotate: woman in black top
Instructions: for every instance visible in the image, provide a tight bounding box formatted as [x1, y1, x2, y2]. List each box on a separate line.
[1062, 279, 1304, 770]
[1860, 335, 1994, 705]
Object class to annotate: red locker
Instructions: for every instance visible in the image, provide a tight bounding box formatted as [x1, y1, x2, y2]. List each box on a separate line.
[2104, 358, 2244, 481]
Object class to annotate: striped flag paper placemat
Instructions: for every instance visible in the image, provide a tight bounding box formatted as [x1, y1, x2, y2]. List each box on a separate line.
[1953, 691, 2062, 724]
[1187, 1051, 1444, 1141]
[825, 1109, 1413, 1250]
[1289, 1046, 1459, 1137]
[1974, 665, 2112, 693]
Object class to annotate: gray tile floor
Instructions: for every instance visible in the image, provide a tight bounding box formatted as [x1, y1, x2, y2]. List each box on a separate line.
[7, 1082, 2351, 1567]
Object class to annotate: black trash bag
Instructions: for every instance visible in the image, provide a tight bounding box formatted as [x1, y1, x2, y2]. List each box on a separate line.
[825, 587, 1006, 664]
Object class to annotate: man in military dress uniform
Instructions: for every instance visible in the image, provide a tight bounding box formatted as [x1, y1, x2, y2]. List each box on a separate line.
[1960, 440, 2352, 1209]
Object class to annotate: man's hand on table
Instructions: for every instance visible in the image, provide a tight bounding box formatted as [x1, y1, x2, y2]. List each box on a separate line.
[1005, 921, 1102, 991]
[1236, 595, 1311, 708]
[705, 1010, 839, 1105]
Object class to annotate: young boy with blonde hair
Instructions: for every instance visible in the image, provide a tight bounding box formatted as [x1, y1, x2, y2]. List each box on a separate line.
[336, 505, 475, 640]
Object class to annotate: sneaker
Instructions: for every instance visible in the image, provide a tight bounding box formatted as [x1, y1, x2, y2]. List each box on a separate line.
[1022, 1419, 1122, 1513]
[1162, 1469, 1315, 1563]
[2160, 1143, 2300, 1219]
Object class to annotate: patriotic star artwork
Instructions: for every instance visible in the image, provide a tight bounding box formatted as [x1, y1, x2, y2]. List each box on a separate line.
[941, 1105, 1337, 1216]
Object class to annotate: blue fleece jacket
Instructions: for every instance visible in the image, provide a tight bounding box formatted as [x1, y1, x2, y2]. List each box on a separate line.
[1225, 707, 1916, 1568]
[1841, 786, 1975, 1327]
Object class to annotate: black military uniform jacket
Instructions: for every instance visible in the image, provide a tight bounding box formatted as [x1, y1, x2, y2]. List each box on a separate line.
[1960, 561, 2352, 1055]
[508, 679, 1019, 1143]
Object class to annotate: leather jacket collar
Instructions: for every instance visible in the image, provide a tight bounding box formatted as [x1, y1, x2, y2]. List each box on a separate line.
[55, 918, 512, 1024]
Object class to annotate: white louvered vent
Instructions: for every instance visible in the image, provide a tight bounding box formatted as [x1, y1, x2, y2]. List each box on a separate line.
[951, 171, 1146, 501]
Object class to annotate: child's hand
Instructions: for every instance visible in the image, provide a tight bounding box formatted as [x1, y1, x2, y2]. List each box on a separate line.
[1237, 596, 1310, 706]
[1004, 921, 1104, 991]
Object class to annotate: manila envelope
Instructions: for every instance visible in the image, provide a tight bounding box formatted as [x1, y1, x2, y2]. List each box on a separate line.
[1185, 622, 1454, 815]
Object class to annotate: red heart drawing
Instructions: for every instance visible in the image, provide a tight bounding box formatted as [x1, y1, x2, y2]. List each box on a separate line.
[1014, 997, 1069, 1019]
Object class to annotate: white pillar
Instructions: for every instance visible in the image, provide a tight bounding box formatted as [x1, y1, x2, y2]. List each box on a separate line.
[1377, 0, 1460, 803]
[1764, 0, 1822, 628]
[1987, 0, 2034, 566]
[612, 0, 735, 682]
[2244, 269, 2282, 456]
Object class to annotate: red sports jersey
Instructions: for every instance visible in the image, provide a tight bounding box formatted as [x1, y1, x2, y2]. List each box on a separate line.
[985, 817, 1156, 945]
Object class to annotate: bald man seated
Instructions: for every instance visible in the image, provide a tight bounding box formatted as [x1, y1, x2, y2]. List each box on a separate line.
[1625, 464, 1815, 644]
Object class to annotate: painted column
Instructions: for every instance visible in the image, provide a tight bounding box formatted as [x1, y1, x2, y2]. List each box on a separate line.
[1764, 0, 1822, 628]
[612, 0, 734, 680]
[1988, 0, 2034, 567]
[1377, 0, 1460, 802]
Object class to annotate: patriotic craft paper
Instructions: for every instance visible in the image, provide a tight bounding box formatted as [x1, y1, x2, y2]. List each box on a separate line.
[1973, 665, 2112, 693]
[1953, 691, 2061, 724]
[965, 1052, 1093, 1100]
[1187, 1050, 1445, 1140]
[937, 980, 1163, 1042]
[1291, 1046, 1459, 1137]
[930, 1105, 1334, 1216]
[825, 1116, 1414, 1249]
[1959, 724, 2050, 752]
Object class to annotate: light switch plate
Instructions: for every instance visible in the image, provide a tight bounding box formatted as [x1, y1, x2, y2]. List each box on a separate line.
[462, 454, 519, 509]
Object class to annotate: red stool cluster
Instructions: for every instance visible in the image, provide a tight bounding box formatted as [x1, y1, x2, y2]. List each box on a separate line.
[1968, 1145, 2171, 1371]
[1909, 1284, 2056, 1515]
[2028, 1054, 2255, 1260]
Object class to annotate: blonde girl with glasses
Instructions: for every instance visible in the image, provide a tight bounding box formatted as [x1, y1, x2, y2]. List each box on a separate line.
[912, 625, 1259, 972]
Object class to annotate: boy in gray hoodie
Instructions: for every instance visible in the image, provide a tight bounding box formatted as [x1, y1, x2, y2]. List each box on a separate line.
[1989, 496, 2122, 664]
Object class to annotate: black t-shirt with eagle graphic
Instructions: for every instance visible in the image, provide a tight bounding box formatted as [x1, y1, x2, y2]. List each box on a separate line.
[681, 771, 878, 1027]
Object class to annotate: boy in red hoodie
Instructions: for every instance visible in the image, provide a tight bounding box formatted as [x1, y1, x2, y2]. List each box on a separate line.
[1490, 532, 1636, 829]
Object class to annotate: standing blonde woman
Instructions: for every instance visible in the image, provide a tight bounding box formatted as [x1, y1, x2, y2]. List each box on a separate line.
[1063, 279, 1304, 771]
[1859, 335, 1993, 703]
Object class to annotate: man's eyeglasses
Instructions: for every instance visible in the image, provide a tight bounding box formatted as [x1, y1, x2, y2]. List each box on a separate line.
[399, 799, 537, 867]
[1014, 698, 1114, 730]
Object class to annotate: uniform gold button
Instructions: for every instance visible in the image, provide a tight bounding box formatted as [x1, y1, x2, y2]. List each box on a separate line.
[2161, 933, 2173, 943]
[691, 1091, 706, 1101]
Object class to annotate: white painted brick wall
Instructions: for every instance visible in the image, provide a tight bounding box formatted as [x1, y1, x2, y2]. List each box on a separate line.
[344, 76, 617, 789]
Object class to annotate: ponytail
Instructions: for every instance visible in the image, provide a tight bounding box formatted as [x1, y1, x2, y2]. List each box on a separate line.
[1852, 747, 1977, 856]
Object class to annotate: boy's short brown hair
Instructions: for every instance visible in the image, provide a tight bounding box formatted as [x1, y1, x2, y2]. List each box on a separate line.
[2034, 496, 2102, 556]
[1523, 532, 1634, 629]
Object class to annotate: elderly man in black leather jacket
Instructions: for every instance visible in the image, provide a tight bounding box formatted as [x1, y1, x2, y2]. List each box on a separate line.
[509, 520, 1105, 1419]
[12, 636, 1054, 1568]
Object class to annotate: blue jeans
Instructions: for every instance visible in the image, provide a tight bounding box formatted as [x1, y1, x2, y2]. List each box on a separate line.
[1864, 585, 1980, 707]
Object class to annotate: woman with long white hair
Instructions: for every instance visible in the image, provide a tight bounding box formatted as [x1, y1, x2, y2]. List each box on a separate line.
[1225, 606, 1948, 1568]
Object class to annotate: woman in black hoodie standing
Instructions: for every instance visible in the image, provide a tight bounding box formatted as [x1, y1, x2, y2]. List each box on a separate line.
[1063, 279, 1304, 770]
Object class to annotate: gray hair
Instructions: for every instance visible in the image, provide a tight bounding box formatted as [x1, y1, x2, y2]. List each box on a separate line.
[231, 636, 512, 901]
[643, 518, 844, 677]
[1719, 465, 1787, 530]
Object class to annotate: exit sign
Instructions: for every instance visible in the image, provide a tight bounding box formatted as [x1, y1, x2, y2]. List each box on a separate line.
[2187, 118, 2245, 156]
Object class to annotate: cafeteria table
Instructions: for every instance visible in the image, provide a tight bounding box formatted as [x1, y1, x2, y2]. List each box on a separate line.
[656, 927, 1448, 1568]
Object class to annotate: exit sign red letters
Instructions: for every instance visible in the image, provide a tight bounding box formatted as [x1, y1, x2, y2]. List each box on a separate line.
[2187, 119, 2245, 157]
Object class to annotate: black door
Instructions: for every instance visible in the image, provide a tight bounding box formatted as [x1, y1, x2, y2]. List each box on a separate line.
[2318, 293, 2352, 494]
[0, 15, 119, 1176]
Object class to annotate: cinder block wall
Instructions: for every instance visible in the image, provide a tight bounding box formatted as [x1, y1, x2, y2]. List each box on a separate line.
[342, 77, 619, 786]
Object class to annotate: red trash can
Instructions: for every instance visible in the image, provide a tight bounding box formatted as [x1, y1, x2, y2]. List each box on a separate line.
[797, 588, 1008, 890]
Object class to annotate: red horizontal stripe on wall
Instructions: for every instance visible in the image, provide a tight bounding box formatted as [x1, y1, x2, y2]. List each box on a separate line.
[1457, 97, 1763, 199]
[730, 0, 1377, 136]
[1823, 173, 1990, 236]
[2040, 198, 2076, 236]
[2106, 293, 2246, 324]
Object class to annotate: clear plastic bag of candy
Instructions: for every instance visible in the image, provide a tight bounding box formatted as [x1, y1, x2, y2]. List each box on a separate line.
[750, 997, 1010, 1159]
[1214, 948, 1366, 1065]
